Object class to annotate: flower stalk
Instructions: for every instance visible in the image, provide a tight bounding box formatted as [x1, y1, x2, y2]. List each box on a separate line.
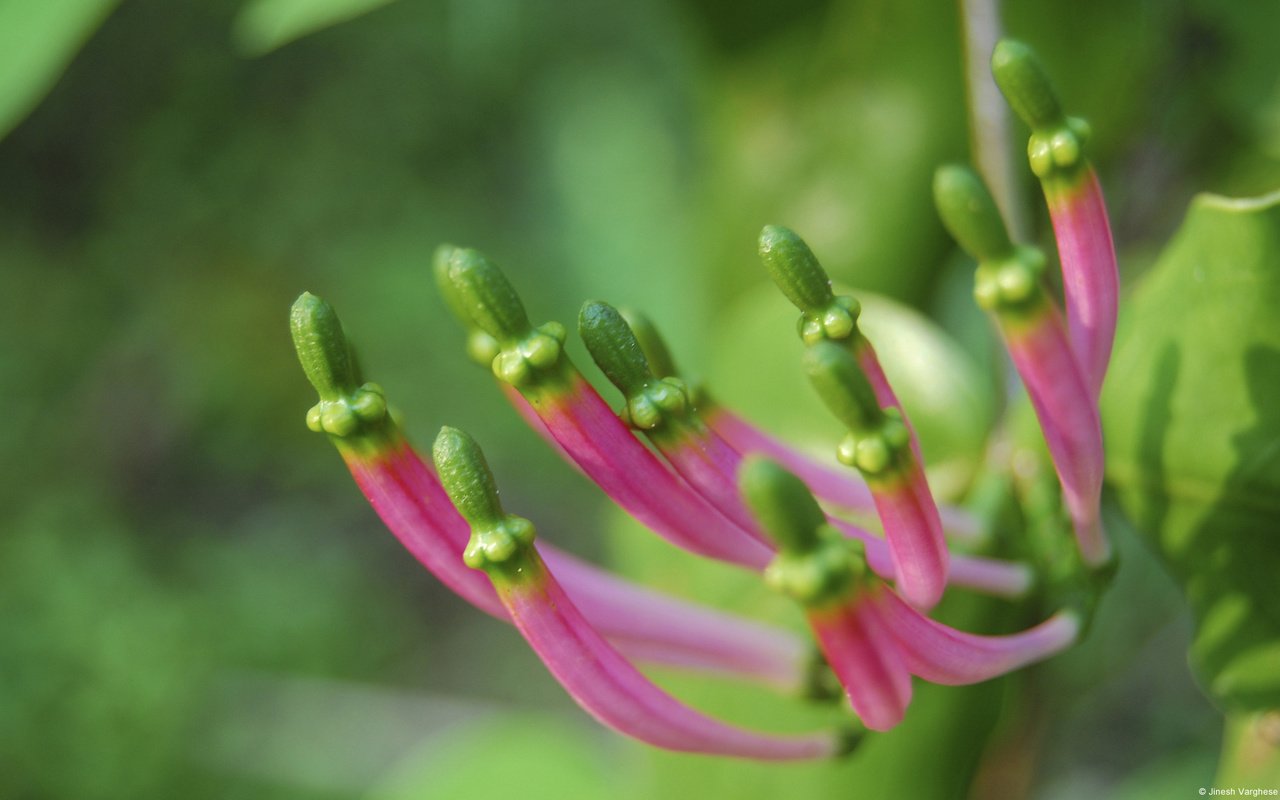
[933, 165, 1109, 567]
[991, 39, 1119, 401]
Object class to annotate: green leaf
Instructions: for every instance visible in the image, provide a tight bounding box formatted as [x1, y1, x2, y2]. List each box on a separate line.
[233, 0, 399, 56]
[0, 0, 119, 141]
[1103, 191, 1280, 711]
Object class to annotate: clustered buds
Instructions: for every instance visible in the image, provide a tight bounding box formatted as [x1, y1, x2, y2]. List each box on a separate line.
[290, 38, 1118, 759]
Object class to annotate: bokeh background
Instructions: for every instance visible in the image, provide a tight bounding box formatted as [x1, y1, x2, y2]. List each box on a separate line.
[3, 0, 1278, 797]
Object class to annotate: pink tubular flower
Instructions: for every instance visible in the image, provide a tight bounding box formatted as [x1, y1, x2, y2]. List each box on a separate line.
[291, 292, 808, 689]
[431, 425, 852, 761]
[933, 164, 1111, 567]
[739, 457, 1079, 732]
[992, 39, 1119, 401]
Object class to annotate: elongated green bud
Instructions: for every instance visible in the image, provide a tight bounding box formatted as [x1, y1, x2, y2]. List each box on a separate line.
[739, 458, 827, 554]
[759, 225, 835, 312]
[292, 292, 358, 401]
[291, 292, 389, 439]
[445, 248, 534, 342]
[579, 301, 654, 398]
[758, 225, 862, 345]
[803, 343, 910, 479]
[434, 244, 501, 366]
[933, 165, 1015, 263]
[991, 39, 1092, 182]
[432, 426, 536, 574]
[803, 342, 883, 434]
[932, 166, 1050, 318]
[990, 39, 1063, 131]
[579, 301, 690, 432]
[443, 248, 567, 387]
[739, 457, 864, 607]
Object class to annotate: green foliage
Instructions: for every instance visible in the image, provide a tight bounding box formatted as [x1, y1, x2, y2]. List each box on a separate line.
[1104, 191, 1280, 711]
[0, 0, 118, 140]
[234, 0, 399, 55]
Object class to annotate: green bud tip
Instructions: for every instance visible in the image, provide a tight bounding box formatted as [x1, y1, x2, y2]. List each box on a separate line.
[740, 458, 864, 606]
[445, 247, 533, 342]
[579, 301, 656, 397]
[291, 292, 358, 401]
[580, 301, 690, 430]
[802, 341, 884, 435]
[758, 225, 836, 314]
[432, 426, 537, 570]
[618, 307, 681, 380]
[933, 165, 1015, 263]
[292, 293, 390, 438]
[990, 39, 1064, 131]
[738, 458, 827, 554]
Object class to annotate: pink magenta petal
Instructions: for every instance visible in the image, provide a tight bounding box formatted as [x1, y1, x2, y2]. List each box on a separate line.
[345, 444, 504, 617]
[345, 440, 806, 687]
[658, 431, 771, 545]
[867, 470, 949, 611]
[531, 374, 773, 568]
[808, 596, 913, 731]
[874, 590, 1080, 685]
[546, 553, 807, 692]
[1047, 168, 1118, 401]
[855, 341, 925, 467]
[1003, 307, 1108, 565]
[708, 407, 982, 543]
[500, 556, 842, 760]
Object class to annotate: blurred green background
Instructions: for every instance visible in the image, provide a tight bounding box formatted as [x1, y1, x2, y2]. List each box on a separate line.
[2, 0, 1278, 797]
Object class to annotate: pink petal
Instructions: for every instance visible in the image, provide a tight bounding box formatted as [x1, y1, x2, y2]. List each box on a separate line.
[500, 555, 842, 760]
[808, 596, 913, 731]
[532, 374, 773, 568]
[1003, 306, 1108, 565]
[1047, 168, 1118, 401]
[345, 440, 806, 687]
[874, 590, 1080, 685]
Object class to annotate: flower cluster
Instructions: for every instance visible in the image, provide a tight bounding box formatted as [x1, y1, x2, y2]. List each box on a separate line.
[290, 40, 1117, 760]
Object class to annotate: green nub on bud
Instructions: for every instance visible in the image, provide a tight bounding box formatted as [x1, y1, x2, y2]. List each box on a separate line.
[434, 244, 501, 367]
[932, 166, 1050, 319]
[933, 165, 1015, 264]
[990, 39, 1064, 132]
[803, 342, 911, 481]
[579, 301, 691, 433]
[739, 457, 864, 607]
[759, 225, 836, 313]
[759, 225, 862, 345]
[991, 39, 1092, 183]
[432, 426, 537, 578]
[291, 292, 390, 441]
[443, 247, 567, 387]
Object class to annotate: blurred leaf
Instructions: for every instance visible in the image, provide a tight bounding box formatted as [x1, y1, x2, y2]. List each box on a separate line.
[1103, 191, 1280, 711]
[370, 714, 621, 800]
[0, 0, 118, 140]
[233, 0, 398, 56]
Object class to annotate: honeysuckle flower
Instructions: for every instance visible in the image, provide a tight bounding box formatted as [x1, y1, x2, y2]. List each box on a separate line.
[290, 36, 1119, 758]
[430, 425, 855, 760]
[739, 458, 1080, 731]
[993, 39, 1119, 403]
[434, 242, 1031, 601]
[933, 164, 1108, 567]
[291, 292, 812, 690]
[758, 225, 950, 610]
